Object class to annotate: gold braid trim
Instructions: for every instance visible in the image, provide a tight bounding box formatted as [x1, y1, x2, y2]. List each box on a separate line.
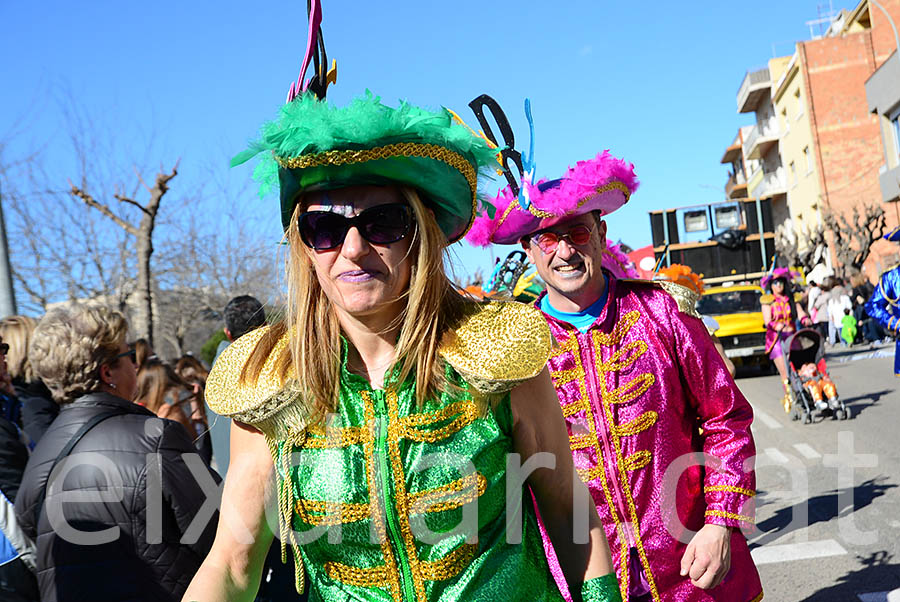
[324, 544, 478, 587]
[623, 450, 652, 472]
[294, 499, 371, 527]
[324, 561, 389, 588]
[525, 180, 632, 218]
[705, 509, 755, 524]
[613, 411, 659, 437]
[590, 316, 661, 600]
[495, 180, 632, 230]
[275, 142, 476, 227]
[400, 401, 479, 442]
[418, 544, 478, 581]
[361, 391, 402, 599]
[272, 431, 308, 595]
[302, 424, 366, 449]
[409, 473, 487, 514]
[704, 485, 756, 497]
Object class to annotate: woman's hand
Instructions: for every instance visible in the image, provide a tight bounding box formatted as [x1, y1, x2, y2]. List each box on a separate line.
[510, 368, 614, 600]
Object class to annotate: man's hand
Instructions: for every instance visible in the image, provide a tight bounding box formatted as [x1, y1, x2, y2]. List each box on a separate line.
[680, 524, 732, 590]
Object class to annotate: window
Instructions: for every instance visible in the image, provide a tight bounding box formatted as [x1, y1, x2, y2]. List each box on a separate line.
[781, 108, 790, 132]
[714, 204, 742, 229]
[790, 161, 796, 187]
[697, 289, 762, 316]
[803, 146, 813, 174]
[892, 113, 900, 159]
[794, 88, 804, 120]
[684, 210, 708, 232]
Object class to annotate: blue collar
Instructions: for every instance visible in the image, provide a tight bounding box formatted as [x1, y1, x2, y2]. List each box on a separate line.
[537, 274, 609, 332]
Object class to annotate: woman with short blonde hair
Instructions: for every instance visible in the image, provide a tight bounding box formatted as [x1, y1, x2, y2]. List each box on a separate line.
[15, 305, 220, 602]
[29, 306, 129, 404]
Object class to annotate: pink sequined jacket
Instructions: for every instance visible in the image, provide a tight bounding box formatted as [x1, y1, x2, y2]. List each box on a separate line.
[537, 276, 762, 602]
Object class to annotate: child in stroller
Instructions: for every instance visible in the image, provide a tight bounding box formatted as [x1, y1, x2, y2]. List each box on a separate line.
[785, 328, 850, 423]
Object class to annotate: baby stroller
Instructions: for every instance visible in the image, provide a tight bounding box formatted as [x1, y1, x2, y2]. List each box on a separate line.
[784, 329, 850, 424]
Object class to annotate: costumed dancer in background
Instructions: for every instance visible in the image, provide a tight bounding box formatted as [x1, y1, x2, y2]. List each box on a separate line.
[185, 4, 621, 601]
[760, 268, 811, 412]
[656, 264, 736, 377]
[865, 226, 900, 376]
[467, 133, 762, 600]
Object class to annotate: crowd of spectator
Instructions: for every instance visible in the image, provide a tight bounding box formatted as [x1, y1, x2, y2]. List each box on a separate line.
[805, 270, 886, 347]
[0, 294, 305, 602]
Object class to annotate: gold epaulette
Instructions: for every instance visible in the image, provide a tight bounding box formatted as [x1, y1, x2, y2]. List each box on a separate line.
[439, 300, 552, 394]
[616, 278, 701, 318]
[204, 326, 306, 440]
[759, 293, 775, 304]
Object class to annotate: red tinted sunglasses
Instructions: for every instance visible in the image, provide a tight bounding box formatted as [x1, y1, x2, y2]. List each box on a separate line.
[530, 224, 595, 254]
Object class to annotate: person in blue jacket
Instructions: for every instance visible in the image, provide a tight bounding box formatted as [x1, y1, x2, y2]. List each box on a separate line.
[865, 226, 900, 375]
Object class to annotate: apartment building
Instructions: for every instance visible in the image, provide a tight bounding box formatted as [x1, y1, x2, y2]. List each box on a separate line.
[865, 23, 900, 206]
[735, 60, 789, 228]
[728, 0, 900, 273]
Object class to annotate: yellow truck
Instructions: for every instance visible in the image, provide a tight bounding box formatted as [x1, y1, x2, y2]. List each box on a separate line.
[696, 284, 770, 370]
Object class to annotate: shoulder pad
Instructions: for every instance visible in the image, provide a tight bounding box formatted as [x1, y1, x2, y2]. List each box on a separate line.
[205, 326, 306, 439]
[439, 300, 552, 395]
[760, 293, 775, 304]
[615, 278, 701, 318]
[655, 281, 701, 319]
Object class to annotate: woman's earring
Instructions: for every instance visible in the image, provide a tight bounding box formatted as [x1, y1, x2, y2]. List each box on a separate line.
[109, 382, 117, 389]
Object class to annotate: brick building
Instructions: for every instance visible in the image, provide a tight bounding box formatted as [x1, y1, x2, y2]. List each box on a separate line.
[728, 0, 900, 277]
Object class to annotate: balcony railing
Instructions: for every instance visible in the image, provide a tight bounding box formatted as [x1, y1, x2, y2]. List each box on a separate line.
[725, 171, 748, 198]
[755, 168, 786, 198]
[737, 67, 771, 113]
[742, 121, 780, 160]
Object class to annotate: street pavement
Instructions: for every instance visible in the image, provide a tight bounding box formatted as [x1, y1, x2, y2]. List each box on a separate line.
[735, 342, 900, 601]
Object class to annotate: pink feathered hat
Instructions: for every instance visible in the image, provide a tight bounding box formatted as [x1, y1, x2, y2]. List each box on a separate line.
[466, 150, 639, 246]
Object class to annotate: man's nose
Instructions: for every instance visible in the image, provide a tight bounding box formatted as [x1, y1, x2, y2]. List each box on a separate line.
[555, 238, 577, 259]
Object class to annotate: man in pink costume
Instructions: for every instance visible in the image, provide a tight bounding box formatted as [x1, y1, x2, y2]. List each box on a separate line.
[467, 152, 762, 601]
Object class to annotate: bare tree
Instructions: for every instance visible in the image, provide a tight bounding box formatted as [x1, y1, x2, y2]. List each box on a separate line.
[69, 165, 178, 347]
[823, 202, 886, 279]
[152, 202, 279, 358]
[2, 97, 281, 361]
[775, 218, 828, 273]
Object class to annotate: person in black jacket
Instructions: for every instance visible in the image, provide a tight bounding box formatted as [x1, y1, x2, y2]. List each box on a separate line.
[0, 315, 58, 444]
[0, 412, 39, 602]
[14, 306, 221, 602]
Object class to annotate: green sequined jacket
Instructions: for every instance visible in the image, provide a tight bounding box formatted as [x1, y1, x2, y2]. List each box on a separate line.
[206, 301, 567, 601]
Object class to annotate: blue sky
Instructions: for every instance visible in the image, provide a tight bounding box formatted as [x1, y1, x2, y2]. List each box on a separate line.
[0, 0, 851, 283]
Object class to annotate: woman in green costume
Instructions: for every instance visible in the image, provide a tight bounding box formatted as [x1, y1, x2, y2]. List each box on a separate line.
[183, 91, 620, 602]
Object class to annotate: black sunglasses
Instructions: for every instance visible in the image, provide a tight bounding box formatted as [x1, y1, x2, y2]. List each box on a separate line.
[297, 203, 413, 251]
[115, 349, 137, 363]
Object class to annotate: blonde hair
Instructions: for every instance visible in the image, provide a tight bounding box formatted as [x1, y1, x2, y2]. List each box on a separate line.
[243, 186, 467, 422]
[0, 315, 38, 383]
[29, 306, 128, 404]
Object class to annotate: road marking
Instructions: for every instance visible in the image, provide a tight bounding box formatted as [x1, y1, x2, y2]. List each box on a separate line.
[750, 404, 783, 430]
[764, 447, 789, 464]
[858, 590, 900, 601]
[792, 443, 821, 459]
[750, 539, 846, 565]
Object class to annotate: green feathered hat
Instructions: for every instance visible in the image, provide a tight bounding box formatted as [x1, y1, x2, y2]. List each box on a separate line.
[231, 92, 500, 243]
